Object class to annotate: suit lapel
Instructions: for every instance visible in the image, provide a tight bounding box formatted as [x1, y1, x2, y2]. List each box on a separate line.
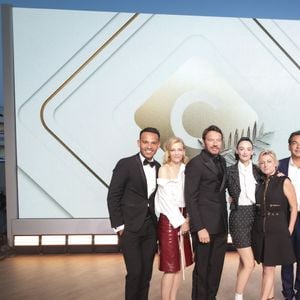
[231, 164, 241, 193]
[154, 162, 159, 178]
[201, 153, 219, 176]
[135, 154, 148, 196]
[284, 158, 289, 175]
[252, 164, 261, 182]
[200, 151, 227, 191]
[219, 158, 227, 191]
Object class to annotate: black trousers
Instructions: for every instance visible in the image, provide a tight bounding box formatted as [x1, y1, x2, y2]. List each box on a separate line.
[281, 214, 300, 299]
[120, 218, 157, 300]
[191, 231, 227, 300]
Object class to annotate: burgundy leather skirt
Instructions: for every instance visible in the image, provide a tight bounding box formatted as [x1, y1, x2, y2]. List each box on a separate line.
[158, 210, 193, 272]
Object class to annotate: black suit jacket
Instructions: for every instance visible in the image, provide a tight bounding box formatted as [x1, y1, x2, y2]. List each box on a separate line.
[278, 157, 290, 175]
[227, 162, 261, 210]
[185, 150, 228, 235]
[107, 153, 160, 232]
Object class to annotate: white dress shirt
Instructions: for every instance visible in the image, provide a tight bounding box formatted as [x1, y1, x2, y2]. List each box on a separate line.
[238, 161, 257, 206]
[140, 153, 157, 199]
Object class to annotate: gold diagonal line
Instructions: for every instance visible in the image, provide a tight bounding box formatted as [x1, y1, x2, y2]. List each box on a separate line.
[40, 13, 139, 189]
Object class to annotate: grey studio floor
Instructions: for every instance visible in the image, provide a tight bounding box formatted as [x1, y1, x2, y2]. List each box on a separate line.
[0, 250, 285, 300]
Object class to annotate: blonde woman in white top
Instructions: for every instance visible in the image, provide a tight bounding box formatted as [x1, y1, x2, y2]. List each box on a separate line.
[155, 137, 193, 300]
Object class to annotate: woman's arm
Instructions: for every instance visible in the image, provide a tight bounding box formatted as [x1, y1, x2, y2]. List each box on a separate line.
[283, 178, 298, 235]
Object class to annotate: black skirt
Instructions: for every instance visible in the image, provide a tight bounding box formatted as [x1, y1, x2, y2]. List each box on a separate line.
[229, 205, 255, 248]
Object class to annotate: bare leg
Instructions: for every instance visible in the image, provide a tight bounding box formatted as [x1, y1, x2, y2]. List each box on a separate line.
[161, 273, 175, 300]
[161, 271, 182, 300]
[260, 265, 276, 300]
[161, 273, 174, 300]
[267, 282, 275, 299]
[170, 272, 182, 300]
[235, 247, 255, 295]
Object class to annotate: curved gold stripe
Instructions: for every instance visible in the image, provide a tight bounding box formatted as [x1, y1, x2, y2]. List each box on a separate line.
[40, 13, 139, 188]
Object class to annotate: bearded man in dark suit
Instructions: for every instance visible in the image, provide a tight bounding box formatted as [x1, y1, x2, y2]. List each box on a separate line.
[280, 130, 300, 300]
[107, 127, 161, 300]
[185, 125, 228, 300]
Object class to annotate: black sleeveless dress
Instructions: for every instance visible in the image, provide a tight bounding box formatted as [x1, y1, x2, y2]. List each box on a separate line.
[252, 175, 295, 266]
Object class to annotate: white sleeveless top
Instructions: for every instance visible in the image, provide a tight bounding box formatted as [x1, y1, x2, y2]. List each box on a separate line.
[155, 164, 186, 228]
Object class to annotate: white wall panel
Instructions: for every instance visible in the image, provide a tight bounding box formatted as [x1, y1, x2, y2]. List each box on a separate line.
[12, 8, 300, 220]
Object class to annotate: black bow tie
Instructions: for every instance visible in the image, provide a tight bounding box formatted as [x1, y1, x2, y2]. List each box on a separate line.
[143, 159, 155, 168]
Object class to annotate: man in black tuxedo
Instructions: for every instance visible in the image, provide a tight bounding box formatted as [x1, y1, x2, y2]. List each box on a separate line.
[107, 127, 161, 300]
[185, 125, 228, 300]
[280, 130, 300, 300]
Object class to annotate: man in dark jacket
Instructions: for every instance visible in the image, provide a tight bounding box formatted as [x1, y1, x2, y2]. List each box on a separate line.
[107, 127, 160, 300]
[185, 125, 228, 300]
[280, 130, 300, 300]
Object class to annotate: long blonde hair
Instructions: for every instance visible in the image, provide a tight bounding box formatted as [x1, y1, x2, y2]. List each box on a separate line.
[163, 137, 189, 165]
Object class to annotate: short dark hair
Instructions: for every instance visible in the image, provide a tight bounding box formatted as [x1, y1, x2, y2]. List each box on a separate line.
[235, 137, 254, 160]
[139, 127, 160, 139]
[288, 130, 300, 144]
[202, 125, 223, 141]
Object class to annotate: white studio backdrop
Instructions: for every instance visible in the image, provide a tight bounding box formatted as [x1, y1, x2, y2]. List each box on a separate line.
[13, 8, 300, 218]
